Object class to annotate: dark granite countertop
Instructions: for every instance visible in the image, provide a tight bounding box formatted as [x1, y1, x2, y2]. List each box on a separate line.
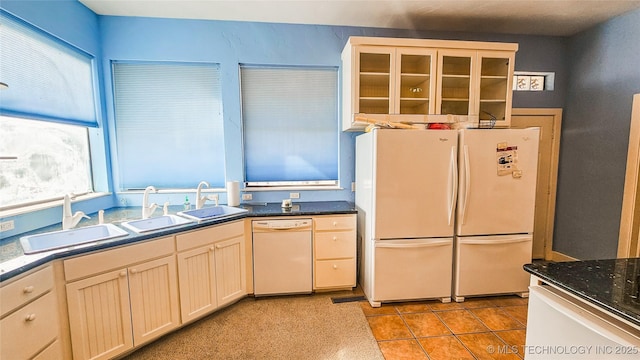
[524, 259, 640, 328]
[0, 201, 356, 282]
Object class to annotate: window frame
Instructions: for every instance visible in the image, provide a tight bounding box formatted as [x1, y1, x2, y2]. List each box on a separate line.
[239, 64, 340, 189]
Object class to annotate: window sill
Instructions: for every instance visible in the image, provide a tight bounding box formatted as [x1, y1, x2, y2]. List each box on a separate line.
[244, 185, 344, 192]
[0, 192, 111, 218]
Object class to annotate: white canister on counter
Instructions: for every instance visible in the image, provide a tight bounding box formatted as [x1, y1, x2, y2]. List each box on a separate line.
[227, 181, 240, 206]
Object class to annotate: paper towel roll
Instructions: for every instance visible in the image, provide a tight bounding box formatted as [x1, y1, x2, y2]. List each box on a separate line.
[227, 181, 240, 206]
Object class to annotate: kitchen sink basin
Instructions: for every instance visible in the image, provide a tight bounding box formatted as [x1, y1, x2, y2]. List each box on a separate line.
[121, 215, 192, 233]
[178, 205, 248, 222]
[20, 223, 129, 254]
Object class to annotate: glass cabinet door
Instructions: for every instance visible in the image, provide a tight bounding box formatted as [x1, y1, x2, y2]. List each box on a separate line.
[396, 48, 436, 115]
[477, 51, 515, 127]
[356, 46, 394, 115]
[437, 50, 476, 116]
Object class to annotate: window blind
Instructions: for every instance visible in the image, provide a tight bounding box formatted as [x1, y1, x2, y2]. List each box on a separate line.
[112, 62, 225, 189]
[240, 66, 339, 186]
[0, 12, 97, 127]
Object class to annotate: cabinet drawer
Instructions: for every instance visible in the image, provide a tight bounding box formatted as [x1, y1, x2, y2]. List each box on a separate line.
[315, 231, 356, 259]
[33, 339, 61, 360]
[314, 215, 356, 231]
[176, 220, 244, 252]
[64, 236, 174, 281]
[1, 265, 53, 317]
[0, 291, 58, 360]
[315, 259, 356, 289]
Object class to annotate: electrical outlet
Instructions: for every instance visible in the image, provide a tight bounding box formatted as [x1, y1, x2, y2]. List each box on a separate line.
[351, 182, 356, 192]
[242, 193, 252, 201]
[0, 220, 15, 232]
[289, 192, 300, 199]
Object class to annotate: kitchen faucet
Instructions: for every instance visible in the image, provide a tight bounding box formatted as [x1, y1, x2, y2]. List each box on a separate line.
[142, 186, 158, 219]
[196, 181, 210, 209]
[62, 194, 90, 230]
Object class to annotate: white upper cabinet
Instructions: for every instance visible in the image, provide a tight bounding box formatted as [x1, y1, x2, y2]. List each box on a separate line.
[342, 37, 518, 131]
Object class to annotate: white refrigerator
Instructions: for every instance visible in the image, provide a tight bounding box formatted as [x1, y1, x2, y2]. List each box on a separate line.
[356, 127, 540, 307]
[454, 128, 540, 302]
[356, 128, 457, 307]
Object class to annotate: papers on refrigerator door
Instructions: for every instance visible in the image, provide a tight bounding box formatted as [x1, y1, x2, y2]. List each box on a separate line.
[496, 142, 522, 178]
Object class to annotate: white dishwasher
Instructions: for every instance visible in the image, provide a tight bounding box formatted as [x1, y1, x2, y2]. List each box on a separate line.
[252, 219, 312, 296]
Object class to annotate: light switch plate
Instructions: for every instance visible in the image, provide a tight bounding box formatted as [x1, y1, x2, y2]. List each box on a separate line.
[242, 193, 252, 201]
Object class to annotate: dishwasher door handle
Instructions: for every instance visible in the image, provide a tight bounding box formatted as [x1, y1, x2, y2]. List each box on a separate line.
[252, 219, 312, 231]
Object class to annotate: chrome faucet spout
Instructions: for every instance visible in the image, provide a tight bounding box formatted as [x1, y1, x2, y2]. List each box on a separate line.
[62, 194, 90, 230]
[142, 186, 158, 219]
[196, 181, 210, 209]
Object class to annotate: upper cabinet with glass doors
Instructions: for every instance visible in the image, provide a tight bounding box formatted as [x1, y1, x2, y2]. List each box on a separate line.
[342, 37, 518, 131]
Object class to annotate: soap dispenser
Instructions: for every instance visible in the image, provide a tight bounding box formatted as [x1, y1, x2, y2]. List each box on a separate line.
[183, 196, 191, 210]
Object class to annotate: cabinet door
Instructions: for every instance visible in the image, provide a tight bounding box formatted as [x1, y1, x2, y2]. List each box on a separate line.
[354, 46, 395, 115]
[436, 49, 476, 117]
[395, 47, 437, 116]
[177, 245, 217, 323]
[476, 50, 515, 127]
[214, 235, 246, 307]
[66, 268, 133, 360]
[128, 255, 180, 346]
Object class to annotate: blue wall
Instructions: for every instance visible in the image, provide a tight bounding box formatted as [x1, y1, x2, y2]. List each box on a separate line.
[553, 8, 640, 259]
[98, 16, 568, 207]
[1, 0, 567, 237]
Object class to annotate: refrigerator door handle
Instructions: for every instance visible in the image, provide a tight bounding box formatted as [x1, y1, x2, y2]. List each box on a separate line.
[458, 237, 531, 245]
[448, 145, 458, 226]
[460, 145, 470, 224]
[376, 240, 451, 248]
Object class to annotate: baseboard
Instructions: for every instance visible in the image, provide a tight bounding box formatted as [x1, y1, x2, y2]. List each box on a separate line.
[550, 251, 578, 262]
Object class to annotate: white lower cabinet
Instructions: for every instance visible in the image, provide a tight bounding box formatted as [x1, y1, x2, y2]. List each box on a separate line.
[64, 237, 179, 360]
[0, 265, 61, 360]
[176, 221, 246, 324]
[313, 215, 357, 290]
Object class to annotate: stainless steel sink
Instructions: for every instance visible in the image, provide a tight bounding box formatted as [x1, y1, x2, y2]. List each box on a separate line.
[178, 205, 248, 222]
[121, 215, 192, 233]
[20, 224, 129, 254]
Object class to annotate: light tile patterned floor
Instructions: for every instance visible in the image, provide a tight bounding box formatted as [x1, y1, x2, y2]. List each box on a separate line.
[361, 296, 529, 360]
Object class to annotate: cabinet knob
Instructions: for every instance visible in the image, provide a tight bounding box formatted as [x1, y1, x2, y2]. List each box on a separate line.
[130, 269, 138, 275]
[23, 286, 34, 294]
[333, 236, 338, 241]
[332, 221, 338, 227]
[119, 271, 127, 277]
[333, 264, 338, 270]
[216, 244, 222, 249]
[209, 246, 215, 252]
[24, 313, 36, 322]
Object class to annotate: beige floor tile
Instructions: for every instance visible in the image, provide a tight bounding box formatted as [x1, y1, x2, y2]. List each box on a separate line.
[367, 315, 413, 341]
[491, 296, 529, 307]
[495, 329, 527, 358]
[436, 309, 489, 334]
[402, 312, 451, 337]
[419, 335, 475, 360]
[429, 301, 465, 311]
[394, 302, 431, 314]
[360, 301, 398, 316]
[461, 297, 499, 309]
[457, 332, 522, 360]
[501, 305, 528, 325]
[470, 307, 526, 331]
[378, 339, 429, 360]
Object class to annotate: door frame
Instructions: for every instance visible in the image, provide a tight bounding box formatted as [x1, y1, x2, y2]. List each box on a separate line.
[512, 108, 563, 260]
[618, 94, 640, 258]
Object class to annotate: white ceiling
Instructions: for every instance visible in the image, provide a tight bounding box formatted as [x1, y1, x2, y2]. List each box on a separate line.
[79, 0, 640, 37]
